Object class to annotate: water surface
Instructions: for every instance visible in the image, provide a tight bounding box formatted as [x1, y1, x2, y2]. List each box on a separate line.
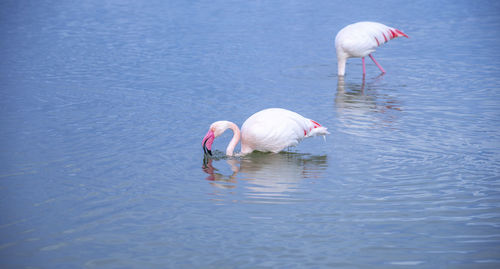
[1, 0, 500, 268]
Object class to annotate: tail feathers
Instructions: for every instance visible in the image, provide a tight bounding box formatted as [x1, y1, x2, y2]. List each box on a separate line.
[375, 27, 409, 47]
[305, 119, 329, 137]
[306, 126, 329, 137]
[391, 28, 409, 39]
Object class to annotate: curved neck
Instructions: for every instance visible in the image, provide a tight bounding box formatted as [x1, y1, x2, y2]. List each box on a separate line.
[225, 122, 241, 156]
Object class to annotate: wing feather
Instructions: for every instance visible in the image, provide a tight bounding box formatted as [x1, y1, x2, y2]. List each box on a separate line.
[335, 21, 408, 58]
[241, 108, 328, 153]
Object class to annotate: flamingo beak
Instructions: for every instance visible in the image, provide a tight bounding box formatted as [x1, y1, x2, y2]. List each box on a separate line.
[202, 130, 214, 156]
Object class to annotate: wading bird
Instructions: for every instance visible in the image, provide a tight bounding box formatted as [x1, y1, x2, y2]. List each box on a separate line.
[335, 21, 408, 76]
[202, 108, 329, 156]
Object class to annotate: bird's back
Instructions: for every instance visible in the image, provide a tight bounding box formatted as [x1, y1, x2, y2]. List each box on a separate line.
[241, 108, 327, 154]
[335, 21, 405, 58]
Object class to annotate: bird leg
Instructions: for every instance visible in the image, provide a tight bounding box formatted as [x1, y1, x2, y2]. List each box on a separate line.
[369, 54, 385, 74]
[362, 57, 366, 75]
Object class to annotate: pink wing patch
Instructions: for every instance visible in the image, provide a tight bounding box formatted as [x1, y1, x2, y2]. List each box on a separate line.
[395, 29, 409, 38]
[311, 120, 322, 128]
[304, 120, 322, 136]
[389, 29, 396, 39]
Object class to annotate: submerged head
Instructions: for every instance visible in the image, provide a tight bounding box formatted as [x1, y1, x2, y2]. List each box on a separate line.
[202, 130, 214, 156]
[202, 121, 234, 156]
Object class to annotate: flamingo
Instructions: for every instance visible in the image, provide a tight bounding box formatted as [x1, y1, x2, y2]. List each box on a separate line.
[335, 21, 408, 76]
[202, 108, 329, 156]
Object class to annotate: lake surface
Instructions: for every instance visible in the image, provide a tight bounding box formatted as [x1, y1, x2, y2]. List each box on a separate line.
[1, 0, 500, 268]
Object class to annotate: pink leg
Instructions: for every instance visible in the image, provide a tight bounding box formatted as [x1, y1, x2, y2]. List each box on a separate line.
[362, 57, 366, 75]
[369, 54, 385, 73]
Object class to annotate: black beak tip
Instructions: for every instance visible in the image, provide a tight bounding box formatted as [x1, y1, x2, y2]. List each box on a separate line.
[203, 139, 212, 156]
[203, 146, 212, 156]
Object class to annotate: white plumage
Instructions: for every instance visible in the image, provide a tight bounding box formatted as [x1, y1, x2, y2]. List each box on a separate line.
[202, 108, 329, 156]
[241, 108, 328, 154]
[335, 21, 408, 76]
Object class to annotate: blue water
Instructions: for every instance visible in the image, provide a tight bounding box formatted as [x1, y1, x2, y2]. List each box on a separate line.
[1, 0, 500, 267]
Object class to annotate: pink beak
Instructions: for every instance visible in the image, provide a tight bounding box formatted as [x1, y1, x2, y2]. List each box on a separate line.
[202, 130, 215, 156]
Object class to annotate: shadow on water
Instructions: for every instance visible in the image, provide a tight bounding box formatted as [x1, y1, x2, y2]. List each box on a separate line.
[202, 152, 327, 202]
[335, 76, 402, 135]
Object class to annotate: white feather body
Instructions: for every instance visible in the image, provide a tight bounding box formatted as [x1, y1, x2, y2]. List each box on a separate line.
[240, 108, 328, 154]
[335, 21, 397, 58]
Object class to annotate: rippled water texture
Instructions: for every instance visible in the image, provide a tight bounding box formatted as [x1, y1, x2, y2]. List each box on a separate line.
[1, 0, 500, 267]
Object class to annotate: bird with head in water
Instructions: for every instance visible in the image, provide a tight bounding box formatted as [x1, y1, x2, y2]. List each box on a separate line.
[202, 108, 329, 156]
[335, 21, 408, 76]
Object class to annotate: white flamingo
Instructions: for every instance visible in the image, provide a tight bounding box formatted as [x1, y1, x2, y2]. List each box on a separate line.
[335, 21, 408, 76]
[202, 108, 329, 156]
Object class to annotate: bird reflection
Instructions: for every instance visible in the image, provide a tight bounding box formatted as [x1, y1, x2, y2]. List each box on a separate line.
[202, 152, 327, 200]
[202, 156, 238, 189]
[335, 75, 401, 133]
